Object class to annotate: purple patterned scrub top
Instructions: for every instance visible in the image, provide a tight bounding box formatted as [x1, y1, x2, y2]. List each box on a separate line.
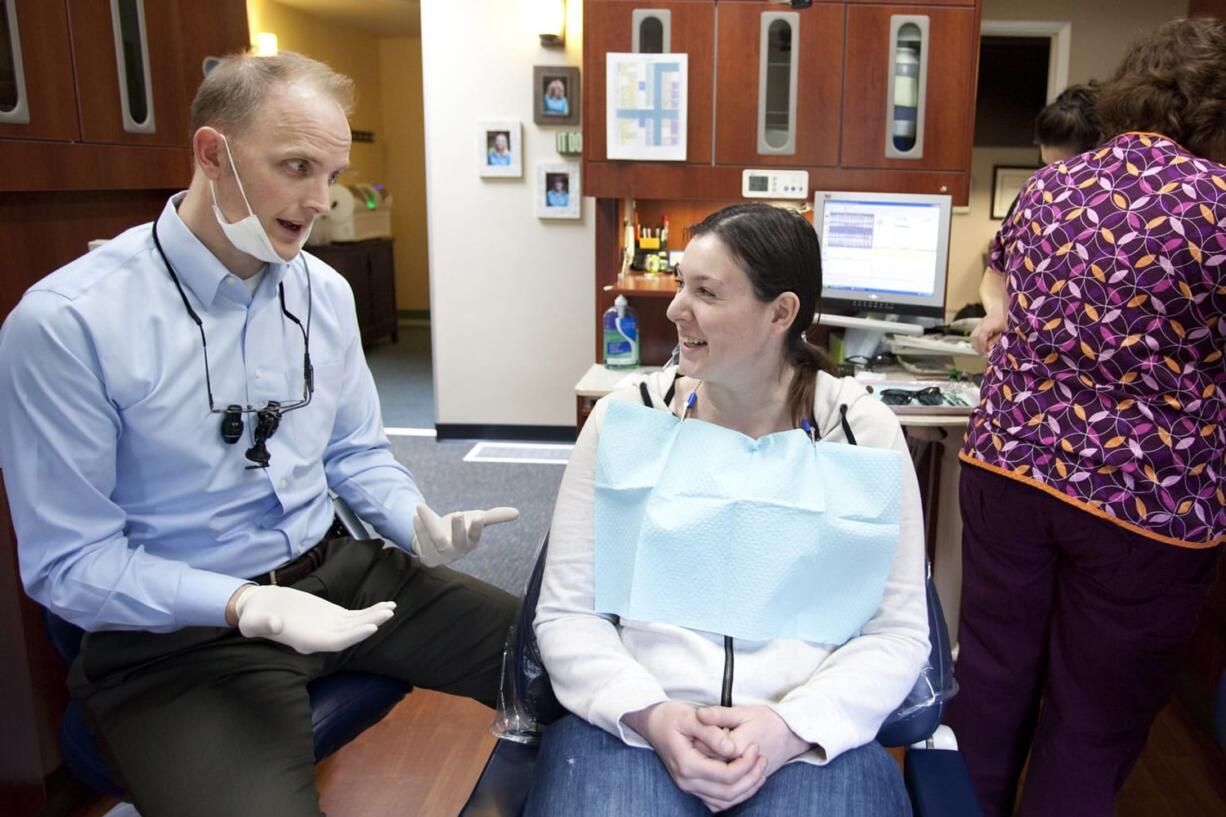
[961, 132, 1226, 548]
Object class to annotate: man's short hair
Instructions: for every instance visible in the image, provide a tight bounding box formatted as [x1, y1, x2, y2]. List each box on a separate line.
[189, 51, 355, 138]
[1097, 17, 1226, 163]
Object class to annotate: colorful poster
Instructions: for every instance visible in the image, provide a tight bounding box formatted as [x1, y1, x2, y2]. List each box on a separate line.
[605, 53, 687, 161]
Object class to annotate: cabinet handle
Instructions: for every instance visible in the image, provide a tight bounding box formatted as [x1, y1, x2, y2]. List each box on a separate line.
[0, 0, 31, 124]
[757, 11, 799, 155]
[110, 0, 156, 134]
[632, 9, 671, 54]
[884, 15, 929, 160]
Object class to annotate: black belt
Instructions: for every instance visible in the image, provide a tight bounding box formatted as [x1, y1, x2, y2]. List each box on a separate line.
[249, 540, 328, 587]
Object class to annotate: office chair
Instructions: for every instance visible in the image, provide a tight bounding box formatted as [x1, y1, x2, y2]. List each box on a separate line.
[461, 536, 982, 817]
[43, 496, 412, 802]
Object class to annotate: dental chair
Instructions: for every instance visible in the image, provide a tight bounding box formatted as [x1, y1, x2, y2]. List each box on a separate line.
[461, 536, 982, 817]
[43, 497, 412, 804]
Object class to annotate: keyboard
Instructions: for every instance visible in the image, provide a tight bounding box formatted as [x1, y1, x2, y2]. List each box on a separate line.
[888, 334, 979, 357]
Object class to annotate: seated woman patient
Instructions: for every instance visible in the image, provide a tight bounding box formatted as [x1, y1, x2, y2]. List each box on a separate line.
[525, 203, 929, 816]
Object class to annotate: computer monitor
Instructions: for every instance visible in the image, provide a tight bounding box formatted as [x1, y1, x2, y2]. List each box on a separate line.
[813, 190, 952, 319]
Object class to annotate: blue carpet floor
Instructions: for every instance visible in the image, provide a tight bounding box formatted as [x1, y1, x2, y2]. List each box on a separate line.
[366, 325, 435, 429]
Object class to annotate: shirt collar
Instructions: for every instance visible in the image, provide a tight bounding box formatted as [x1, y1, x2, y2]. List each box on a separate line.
[154, 192, 293, 309]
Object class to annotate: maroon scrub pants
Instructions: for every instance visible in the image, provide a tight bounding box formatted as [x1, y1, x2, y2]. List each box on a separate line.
[946, 464, 1221, 817]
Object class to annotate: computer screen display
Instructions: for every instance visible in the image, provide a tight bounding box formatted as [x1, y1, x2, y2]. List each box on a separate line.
[813, 190, 952, 318]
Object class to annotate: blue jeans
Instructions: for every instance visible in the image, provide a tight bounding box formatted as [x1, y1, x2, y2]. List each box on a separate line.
[522, 714, 912, 817]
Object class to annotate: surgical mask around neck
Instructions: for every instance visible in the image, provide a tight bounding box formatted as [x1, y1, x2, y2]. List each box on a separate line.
[209, 133, 308, 265]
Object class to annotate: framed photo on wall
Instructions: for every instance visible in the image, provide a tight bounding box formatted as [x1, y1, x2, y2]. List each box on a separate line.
[478, 120, 522, 178]
[991, 165, 1039, 219]
[536, 161, 581, 220]
[533, 66, 580, 126]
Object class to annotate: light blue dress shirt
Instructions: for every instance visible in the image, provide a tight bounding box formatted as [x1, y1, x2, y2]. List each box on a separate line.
[0, 194, 424, 632]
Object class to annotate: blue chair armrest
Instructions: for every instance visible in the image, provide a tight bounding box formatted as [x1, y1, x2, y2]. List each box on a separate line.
[459, 740, 538, 817]
[904, 747, 983, 817]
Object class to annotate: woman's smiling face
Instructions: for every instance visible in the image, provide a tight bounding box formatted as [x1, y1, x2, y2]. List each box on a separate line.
[666, 233, 786, 386]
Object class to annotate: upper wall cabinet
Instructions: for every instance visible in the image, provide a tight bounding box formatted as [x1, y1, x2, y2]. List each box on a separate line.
[584, 1, 715, 166]
[0, 0, 249, 191]
[841, 4, 979, 171]
[2, 0, 249, 149]
[583, 0, 983, 204]
[714, 1, 843, 168]
[70, 0, 189, 147]
[0, 1, 80, 140]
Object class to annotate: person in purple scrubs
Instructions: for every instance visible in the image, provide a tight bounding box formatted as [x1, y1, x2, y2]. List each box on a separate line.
[971, 83, 1102, 355]
[948, 17, 1226, 817]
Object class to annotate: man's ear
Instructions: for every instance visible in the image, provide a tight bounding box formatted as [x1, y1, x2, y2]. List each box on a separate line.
[193, 127, 227, 181]
[771, 292, 801, 335]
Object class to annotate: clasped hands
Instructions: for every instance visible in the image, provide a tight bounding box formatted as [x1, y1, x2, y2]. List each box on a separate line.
[229, 503, 519, 654]
[624, 701, 810, 813]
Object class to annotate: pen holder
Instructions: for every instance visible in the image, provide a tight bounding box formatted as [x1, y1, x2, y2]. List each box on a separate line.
[632, 237, 668, 273]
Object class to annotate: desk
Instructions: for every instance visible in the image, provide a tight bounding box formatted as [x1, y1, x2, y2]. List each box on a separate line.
[574, 363, 972, 641]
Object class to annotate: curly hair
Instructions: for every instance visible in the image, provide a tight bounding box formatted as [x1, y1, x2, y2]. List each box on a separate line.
[1097, 17, 1226, 162]
[1035, 82, 1101, 154]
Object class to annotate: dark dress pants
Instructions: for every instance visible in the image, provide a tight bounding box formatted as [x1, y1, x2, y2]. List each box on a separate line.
[946, 465, 1220, 817]
[68, 535, 517, 817]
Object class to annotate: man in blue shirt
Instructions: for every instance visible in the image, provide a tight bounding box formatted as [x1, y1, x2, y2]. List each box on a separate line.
[0, 52, 518, 816]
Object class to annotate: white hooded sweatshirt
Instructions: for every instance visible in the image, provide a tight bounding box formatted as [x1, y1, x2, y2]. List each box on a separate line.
[534, 366, 930, 765]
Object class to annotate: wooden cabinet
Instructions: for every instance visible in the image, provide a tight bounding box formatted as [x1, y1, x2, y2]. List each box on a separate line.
[0, 0, 250, 191]
[582, 0, 983, 204]
[309, 239, 400, 347]
[841, 3, 980, 172]
[0, 2, 79, 141]
[0, 5, 248, 814]
[714, 1, 844, 168]
[584, 0, 715, 167]
[68, 0, 189, 147]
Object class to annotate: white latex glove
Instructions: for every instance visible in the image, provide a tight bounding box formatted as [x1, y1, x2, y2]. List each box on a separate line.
[234, 585, 396, 654]
[412, 503, 520, 567]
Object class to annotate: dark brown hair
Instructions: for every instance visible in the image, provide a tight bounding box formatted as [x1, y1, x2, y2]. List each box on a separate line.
[190, 51, 355, 138]
[687, 203, 834, 428]
[1035, 82, 1102, 154]
[1097, 17, 1226, 162]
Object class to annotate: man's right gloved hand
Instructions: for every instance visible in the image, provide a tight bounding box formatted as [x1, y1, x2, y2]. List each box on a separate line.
[232, 585, 396, 654]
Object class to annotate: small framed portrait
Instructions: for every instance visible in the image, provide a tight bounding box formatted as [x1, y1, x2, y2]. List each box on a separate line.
[536, 161, 581, 220]
[991, 165, 1039, 219]
[533, 65, 580, 126]
[478, 120, 522, 178]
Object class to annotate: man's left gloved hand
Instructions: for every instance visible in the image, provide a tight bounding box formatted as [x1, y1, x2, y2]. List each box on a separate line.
[412, 504, 520, 567]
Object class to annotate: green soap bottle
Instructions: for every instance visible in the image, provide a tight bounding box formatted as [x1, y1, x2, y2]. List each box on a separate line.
[603, 294, 639, 369]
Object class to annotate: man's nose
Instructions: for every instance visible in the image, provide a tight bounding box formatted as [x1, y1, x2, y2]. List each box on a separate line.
[305, 178, 331, 215]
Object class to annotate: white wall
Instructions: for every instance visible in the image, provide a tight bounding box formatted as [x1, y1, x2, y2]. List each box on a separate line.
[421, 1, 593, 429]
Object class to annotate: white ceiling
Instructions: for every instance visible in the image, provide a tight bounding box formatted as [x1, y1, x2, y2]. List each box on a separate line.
[272, 0, 421, 38]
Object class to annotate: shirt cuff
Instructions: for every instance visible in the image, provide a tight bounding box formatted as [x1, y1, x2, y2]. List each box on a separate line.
[768, 694, 855, 765]
[588, 678, 670, 749]
[174, 569, 255, 629]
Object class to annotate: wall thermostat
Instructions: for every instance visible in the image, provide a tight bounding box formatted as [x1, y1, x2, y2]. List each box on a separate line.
[741, 169, 809, 200]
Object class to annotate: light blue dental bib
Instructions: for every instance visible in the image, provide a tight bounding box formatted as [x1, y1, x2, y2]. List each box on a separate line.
[594, 399, 902, 645]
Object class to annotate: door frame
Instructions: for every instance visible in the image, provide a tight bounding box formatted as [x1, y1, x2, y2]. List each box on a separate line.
[979, 20, 1071, 103]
